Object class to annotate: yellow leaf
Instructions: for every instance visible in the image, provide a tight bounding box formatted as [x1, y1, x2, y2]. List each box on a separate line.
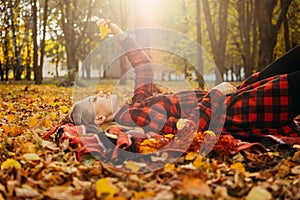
[1, 125, 9, 134]
[230, 162, 245, 173]
[176, 118, 187, 130]
[133, 191, 156, 199]
[43, 117, 52, 128]
[22, 153, 40, 161]
[125, 161, 141, 173]
[8, 125, 23, 136]
[1, 159, 21, 170]
[6, 114, 16, 123]
[59, 106, 70, 114]
[185, 152, 198, 161]
[23, 142, 36, 153]
[192, 155, 203, 168]
[28, 114, 41, 128]
[204, 130, 216, 137]
[164, 163, 175, 171]
[96, 178, 116, 199]
[139, 138, 161, 154]
[98, 23, 111, 40]
[49, 112, 57, 120]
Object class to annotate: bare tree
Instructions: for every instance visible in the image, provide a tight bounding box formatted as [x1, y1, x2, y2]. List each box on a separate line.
[236, 0, 258, 78]
[202, 0, 230, 84]
[255, 0, 292, 70]
[9, 0, 32, 80]
[35, 0, 49, 84]
[59, 0, 95, 85]
[195, 0, 204, 88]
[32, 0, 38, 82]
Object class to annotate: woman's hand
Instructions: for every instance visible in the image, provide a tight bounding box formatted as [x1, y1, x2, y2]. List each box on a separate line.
[96, 18, 124, 36]
[213, 82, 237, 95]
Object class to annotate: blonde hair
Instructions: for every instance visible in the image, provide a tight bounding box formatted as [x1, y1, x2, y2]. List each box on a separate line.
[61, 97, 96, 126]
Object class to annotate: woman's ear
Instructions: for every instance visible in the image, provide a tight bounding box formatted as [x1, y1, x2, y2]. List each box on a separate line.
[94, 115, 106, 125]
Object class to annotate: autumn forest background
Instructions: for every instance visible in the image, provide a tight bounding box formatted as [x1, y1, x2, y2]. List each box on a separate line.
[1, 0, 300, 85]
[1, 0, 300, 199]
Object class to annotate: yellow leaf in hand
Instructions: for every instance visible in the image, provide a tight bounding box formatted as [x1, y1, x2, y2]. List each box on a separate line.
[1, 159, 21, 170]
[96, 178, 116, 199]
[98, 24, 111, 40]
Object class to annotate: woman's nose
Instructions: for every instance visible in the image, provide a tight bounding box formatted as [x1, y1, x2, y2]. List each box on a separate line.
[95, 91, 104, 97]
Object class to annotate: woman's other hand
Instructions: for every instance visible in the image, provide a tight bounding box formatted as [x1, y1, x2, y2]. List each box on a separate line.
[213, 82, 237, 95]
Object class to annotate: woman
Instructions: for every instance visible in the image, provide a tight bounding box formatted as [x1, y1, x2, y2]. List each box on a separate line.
[59, 20, 300, 150]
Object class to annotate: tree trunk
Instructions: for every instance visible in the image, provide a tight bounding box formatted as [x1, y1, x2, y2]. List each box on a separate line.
[202, 0, 229, 84]
[3, 30, 10, 81]
[0, 62, 3, 81]
[36, 0, 49, 84]
[255, 0, 292, 70]
[9, 0, 22, 80]
[195, 0, 205, 89]
[60, 0, 78, 83]
[32, 0, 39, 82]
[237, 0, 257, 78]
[281, 0, 291, 51]
[26, 42, 31, 80]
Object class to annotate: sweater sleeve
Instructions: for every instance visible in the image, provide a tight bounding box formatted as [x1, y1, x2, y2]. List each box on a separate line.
[189, 89, 226, 133]
[119, 36, 154, 103]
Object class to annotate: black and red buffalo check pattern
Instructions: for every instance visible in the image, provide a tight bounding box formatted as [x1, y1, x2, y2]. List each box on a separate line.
[115, 37, 300, 144]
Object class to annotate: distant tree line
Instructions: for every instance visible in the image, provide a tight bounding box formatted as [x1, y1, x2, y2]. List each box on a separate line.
[0, 0, 299, 86]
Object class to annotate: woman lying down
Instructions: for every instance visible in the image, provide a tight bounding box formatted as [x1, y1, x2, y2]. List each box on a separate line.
[44, 20, 300, 162]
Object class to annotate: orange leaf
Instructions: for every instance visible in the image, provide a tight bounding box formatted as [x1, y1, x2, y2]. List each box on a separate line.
[182, 176, 212, 197]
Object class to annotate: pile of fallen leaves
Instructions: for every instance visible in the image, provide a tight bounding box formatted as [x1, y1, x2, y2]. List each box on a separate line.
[1, 83, 300, 200]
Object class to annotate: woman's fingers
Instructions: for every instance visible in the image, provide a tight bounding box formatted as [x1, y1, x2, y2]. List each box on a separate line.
[213, 82, 237, 95]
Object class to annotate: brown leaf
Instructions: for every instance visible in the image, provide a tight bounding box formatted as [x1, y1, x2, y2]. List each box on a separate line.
[45, 185, 84, 200]
[181, 176, 212, 197]
[15, 185, 41, 198]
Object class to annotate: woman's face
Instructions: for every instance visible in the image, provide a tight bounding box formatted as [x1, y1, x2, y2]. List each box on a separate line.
[92, 91, 120, 123]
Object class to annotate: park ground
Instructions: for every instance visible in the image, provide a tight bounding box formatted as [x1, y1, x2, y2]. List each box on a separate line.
[0, 82, 300, 200]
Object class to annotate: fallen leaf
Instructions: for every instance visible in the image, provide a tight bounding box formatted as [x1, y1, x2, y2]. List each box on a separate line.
[181, 176, 212, 197]
[185, 152, 198, 161]
[45, 186, 84, 200]
[124, 161, 146, 173]
[164, 163, 176, 171]
[1, 158, 21, 170]
[22, 153, 41, 161]
[176, 118, 187, 130]
[230, 162, 246, 173]
[192, 155, 203, 168]
[245, 186, 272, 200]
[96, 178, 116, 199]
[204, 130, 216, 137]
[15, 185, 41, 198]
[151, 152, 168, 162]
[133, 190, 156, 199]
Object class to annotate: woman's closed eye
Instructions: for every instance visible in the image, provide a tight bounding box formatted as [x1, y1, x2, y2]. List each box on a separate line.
[89, 96, 98, 102]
